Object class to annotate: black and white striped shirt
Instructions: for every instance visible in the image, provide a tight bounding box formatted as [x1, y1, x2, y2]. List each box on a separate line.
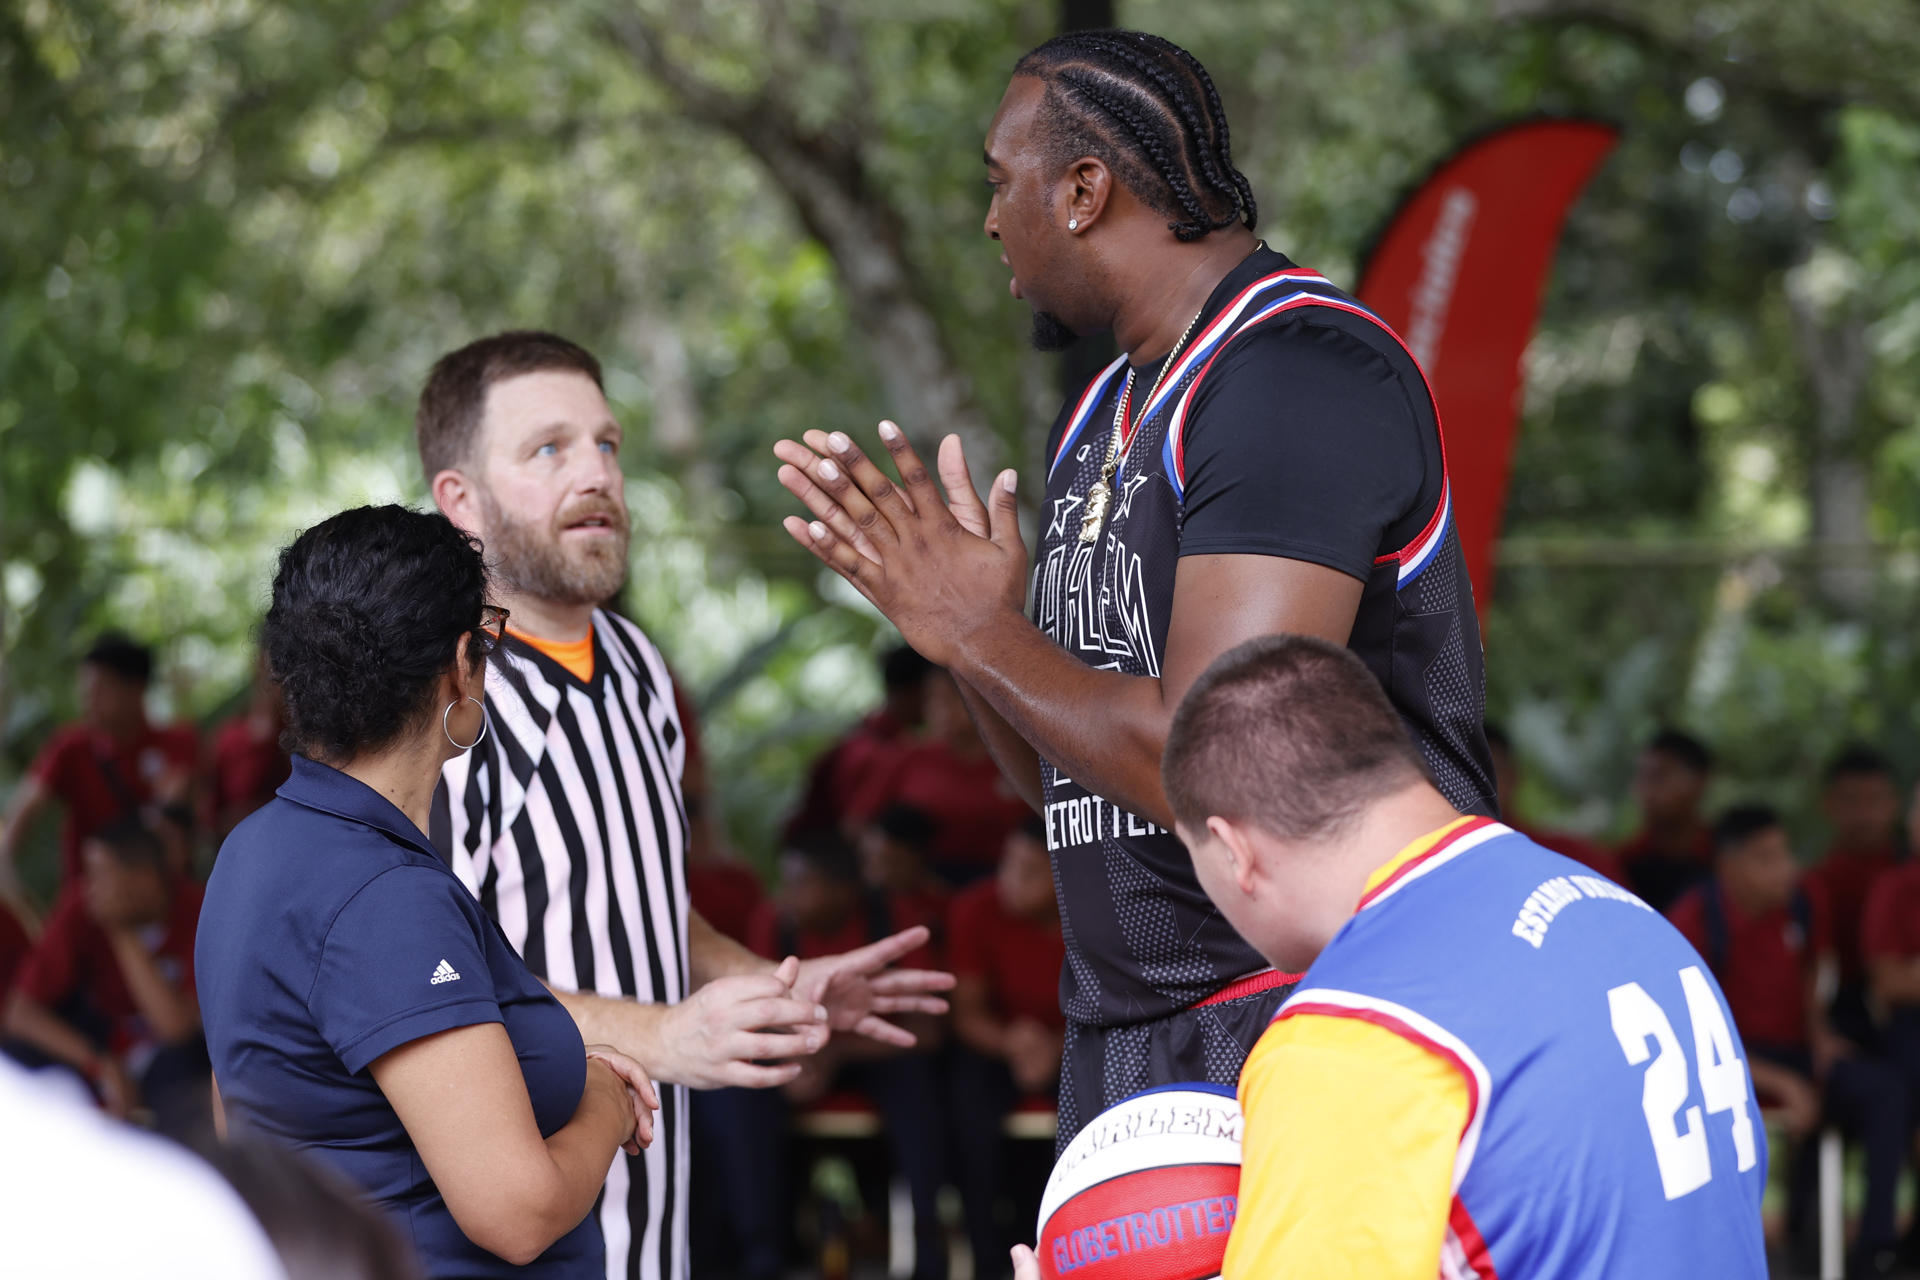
[433, 609, 690, 1280]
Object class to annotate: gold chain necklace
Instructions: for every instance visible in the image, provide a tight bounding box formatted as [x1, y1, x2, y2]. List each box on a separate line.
[1078, 306, 1205, 544]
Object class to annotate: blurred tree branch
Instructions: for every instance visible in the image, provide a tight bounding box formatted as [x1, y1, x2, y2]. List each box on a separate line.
[598, 4, 999, 465]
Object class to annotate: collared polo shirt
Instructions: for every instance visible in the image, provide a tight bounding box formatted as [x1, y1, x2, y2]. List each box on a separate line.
[198, 754, 598, 1278]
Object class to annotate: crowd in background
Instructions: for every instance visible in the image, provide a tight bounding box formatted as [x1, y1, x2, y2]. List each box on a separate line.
[12, 629, 1920, 1273]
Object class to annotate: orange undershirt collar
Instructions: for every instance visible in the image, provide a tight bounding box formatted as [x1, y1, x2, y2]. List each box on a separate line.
[509, 624, 594, 683]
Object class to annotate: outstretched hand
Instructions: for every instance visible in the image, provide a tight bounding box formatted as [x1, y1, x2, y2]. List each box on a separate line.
[793, 925, 957, 1048]
[774, 424, 1027, 668]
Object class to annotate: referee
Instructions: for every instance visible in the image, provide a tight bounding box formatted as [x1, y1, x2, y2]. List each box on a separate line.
[420, 332, 954, 1280]
[775, 30, 1494, 1144]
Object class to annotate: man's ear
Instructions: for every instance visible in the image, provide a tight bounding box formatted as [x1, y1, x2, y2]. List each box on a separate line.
[1208, 815, 1262, 899]
[432, 468, 479, 533]
[1062, 156, 1115, 233]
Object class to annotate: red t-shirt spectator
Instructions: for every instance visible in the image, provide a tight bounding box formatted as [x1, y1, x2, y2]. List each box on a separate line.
[747, 889, 941, 970]
[1862, 862, 1920, 975]
[947, 880, 1064, 1031]
[893, 884, 951, 952]
[1669, 882, 1823, 1049]
[207, 717, 290, 837]
[1515, 822, 1626, 884]
[0, 901, 32, 1000]
[848, 745, 1032, 879]
[29, 725, 200, 882]
[784, 711, 913, 841]
[689, 861, 765, 947]
[16, 879, 204, 1056]
[1805, 841, 1900, 988]
[1619, 827, 1715, 913]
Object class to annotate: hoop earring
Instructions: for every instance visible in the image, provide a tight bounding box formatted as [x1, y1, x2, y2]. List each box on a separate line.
[443, 696, 488, 750]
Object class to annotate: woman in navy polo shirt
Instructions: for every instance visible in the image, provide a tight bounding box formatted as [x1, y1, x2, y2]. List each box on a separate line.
[198, 505, 652, 1277]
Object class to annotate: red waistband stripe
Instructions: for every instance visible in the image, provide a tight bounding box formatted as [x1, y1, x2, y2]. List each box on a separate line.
[1191, 966, 1301, 1009]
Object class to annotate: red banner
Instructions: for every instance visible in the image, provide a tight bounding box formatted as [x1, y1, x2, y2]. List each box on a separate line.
[1356, 119, 1619, 604]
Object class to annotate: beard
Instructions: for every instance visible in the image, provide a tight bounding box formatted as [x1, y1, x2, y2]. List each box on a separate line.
[476, 488, 630, 607]
[1030, 309, 1079, 352]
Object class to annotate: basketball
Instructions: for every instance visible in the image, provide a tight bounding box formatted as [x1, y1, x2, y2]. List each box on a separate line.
[1034, 1084, 1244, 1280]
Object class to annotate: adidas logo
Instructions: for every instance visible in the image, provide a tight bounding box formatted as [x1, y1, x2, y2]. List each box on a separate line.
[429, 959, 462, 985]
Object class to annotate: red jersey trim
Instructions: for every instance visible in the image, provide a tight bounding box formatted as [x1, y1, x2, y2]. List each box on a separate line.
[1358, 816, 1501, 911]
[1446, 1198, 1501, 1280]
[1276, 989, 1490, 1205]
[1189, 965, 1302, 1009]
[1161, 282, 1457, 588]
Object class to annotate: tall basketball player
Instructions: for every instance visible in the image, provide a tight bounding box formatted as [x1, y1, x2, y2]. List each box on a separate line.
[419, 331, 954, 1280]
[774, 30, 1496, 1144]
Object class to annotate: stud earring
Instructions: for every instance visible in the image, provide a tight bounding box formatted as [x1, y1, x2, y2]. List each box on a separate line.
[1067, 218, 1079, 231]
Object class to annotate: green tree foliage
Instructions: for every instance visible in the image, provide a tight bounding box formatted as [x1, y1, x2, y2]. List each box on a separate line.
[6, 0, 1920, 870]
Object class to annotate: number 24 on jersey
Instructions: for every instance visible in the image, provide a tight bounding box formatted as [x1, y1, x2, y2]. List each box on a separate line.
[1609, 964, 1759, 1201]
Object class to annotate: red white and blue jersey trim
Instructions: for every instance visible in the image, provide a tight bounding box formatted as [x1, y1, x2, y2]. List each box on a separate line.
[1046, 270, 1332, 481]
[1357, 817, 1506, 911]
[1047, 354, 1129, 481]
[1161, 285, 1407, 497]
[1275, 987, 1500, 1279]
[1052, 265, 1457, 592]
[1380, 478, 1454, 588]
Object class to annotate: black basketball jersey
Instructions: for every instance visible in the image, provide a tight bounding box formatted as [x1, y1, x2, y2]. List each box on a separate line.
[1034, 245, 1495, 1029]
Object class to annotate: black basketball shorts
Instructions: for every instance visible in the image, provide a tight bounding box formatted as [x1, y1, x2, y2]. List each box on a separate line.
[1054, 980, 1295, 1154]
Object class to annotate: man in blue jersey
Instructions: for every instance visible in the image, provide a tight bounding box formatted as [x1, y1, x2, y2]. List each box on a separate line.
[1012, 634, 1767, 1279]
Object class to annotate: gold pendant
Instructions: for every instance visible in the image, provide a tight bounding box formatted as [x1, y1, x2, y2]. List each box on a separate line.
[1079, 480, 1111, 543]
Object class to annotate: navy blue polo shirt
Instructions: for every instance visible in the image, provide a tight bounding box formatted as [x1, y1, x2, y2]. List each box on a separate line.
[198, 755, 600, 1278]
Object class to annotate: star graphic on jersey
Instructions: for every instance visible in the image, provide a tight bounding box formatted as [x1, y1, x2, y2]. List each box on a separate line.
[1048, 491, 1085, 538]
[1112, 473, 1152, 522]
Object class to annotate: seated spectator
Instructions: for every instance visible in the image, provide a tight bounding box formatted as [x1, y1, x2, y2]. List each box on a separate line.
[206, 653, 291, 845]
[1619, 729, 1715, 912]
[848, 669, 1033, 887]
[858, 804, 950, 939]
[947, 818, 1065, 1279]
[785, 644, 932, 842]
[0, 896, 31, 1000]
[1484, 722, 1623, 882]
[0, 633, 200, 900]
[741, 834, 948, 1280]
[3, 820, 210, 1134]
[1806, 745, 1903, 1045]
[750, 834, 942, 971]
[686, 845, 764, 949]
[1670, 806, 1905, 1273]
[1864, 781, 1920, 1267]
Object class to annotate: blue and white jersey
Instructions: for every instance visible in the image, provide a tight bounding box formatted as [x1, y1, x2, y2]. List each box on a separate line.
[1279, 818, 1768, 1279]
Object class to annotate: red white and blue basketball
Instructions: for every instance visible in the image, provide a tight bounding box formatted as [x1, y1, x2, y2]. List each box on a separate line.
[1035, 1084, 1243, 1280]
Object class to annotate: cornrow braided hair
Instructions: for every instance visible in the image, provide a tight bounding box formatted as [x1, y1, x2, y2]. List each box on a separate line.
[1015, 29, 1257, 242]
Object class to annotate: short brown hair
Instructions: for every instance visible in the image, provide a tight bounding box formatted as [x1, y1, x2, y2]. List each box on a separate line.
[1163, 635, 1428, 840]
[415, 330, 604, 479]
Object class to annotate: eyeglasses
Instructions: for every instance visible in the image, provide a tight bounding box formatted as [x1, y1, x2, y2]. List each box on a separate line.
[476, 605, 511, 655]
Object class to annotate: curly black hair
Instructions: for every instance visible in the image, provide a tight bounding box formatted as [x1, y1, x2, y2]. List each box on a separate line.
[1014, 30, 1257, 242]
[262, 505, 489, 762]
